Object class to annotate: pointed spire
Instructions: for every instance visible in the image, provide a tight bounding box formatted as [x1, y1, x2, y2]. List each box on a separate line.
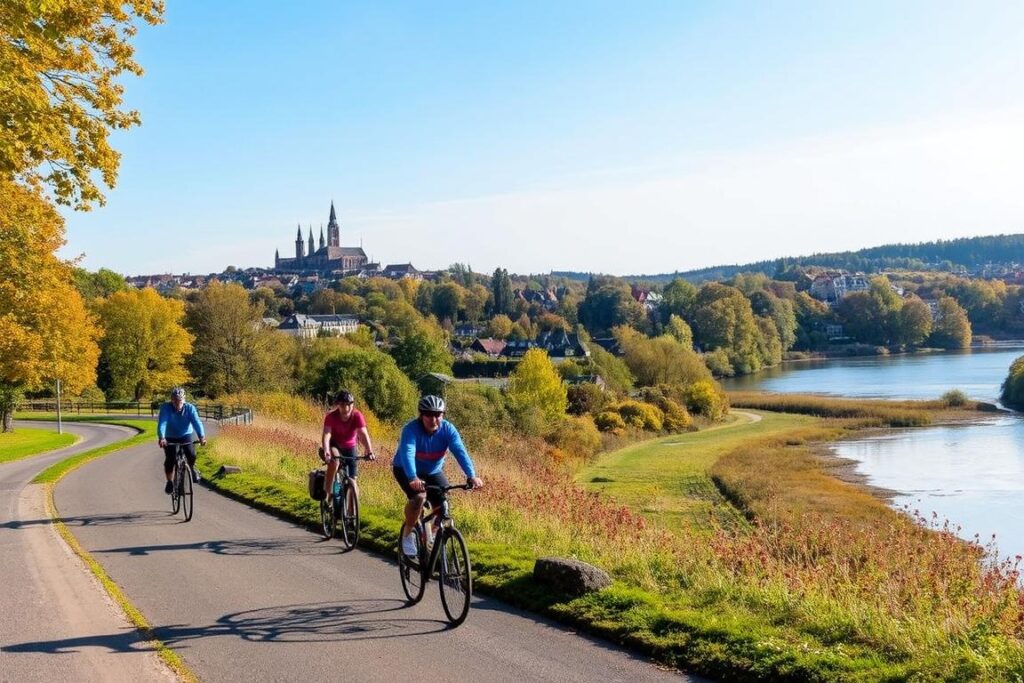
[296, 224, 302, 239]
[329, 200, 337, 222]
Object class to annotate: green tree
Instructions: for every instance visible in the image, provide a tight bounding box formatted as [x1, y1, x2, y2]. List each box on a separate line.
[660, 278, 697, 322]
[184, 281, 292, 397]
[95, 287, 192, 400]
[389, 329, 454, 381]
[578, 276, 645, 335]
[691, 283, 765, 374]
[587, 344, 634, 393]
[894, 296, 933, 347]
[73, 267, 127, 300]
[306, 346, 417, 422]
[490, 268, 513, 315]
[506, 348, 567, 429]
[432, 281, 466, 323]
[616, 329, 711, 388]
[665, 314, 693, 348]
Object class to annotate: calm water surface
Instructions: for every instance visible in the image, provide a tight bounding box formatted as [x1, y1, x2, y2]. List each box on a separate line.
[727, 345, 1024, 559]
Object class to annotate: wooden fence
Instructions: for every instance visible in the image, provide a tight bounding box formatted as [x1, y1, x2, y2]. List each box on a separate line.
[19, 400, 253, 425]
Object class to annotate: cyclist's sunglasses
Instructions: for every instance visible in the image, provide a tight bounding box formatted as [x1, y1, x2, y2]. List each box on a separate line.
[420, 410, 444, 418]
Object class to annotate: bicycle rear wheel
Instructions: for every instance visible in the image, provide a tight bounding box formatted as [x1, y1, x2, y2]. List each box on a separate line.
[320, 496, 336, 539]
[181, 465, 194, 522]
[438, 528, 471, 626]
[398, 523, 426, 603]
[171, 466, 182, 514]
[339, 483, 360, 550]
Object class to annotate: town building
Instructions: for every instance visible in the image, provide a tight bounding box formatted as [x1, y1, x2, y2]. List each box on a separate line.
[277, 313, 360, 338]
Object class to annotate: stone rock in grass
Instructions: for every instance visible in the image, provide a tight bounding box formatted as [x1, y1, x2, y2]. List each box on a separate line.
[533, 557, 612, 596]
[217, 465, 242, 475]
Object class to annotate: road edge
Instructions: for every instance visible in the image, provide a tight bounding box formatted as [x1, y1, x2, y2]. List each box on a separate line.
[40, 420, 200, 683]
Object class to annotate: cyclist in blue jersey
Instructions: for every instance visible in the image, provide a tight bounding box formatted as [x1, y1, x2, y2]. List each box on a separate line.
[157, 387, 207, 494]
[394, 395, 483, 556]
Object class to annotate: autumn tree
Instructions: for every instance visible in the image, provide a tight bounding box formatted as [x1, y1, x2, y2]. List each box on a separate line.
[505, 348, 568, 432]
[929, 296, 972, 349]
[485, 314, 514, 339]
[184, 281, 292, 397]
[73, 267, 127, 300]
[577, 276, 645, 335]
[1, 0, 164, 208]
[894, 296, 933, 347]
[0, 180, 101, 430]
[95, 287, 191, 400]
[389, 329, 454, 381]
[490, 268, 513, 315]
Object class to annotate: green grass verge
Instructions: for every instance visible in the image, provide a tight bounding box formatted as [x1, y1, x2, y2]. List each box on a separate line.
[578, 411, 818, 531]
[0, 427, 77, 463]
[30, 418, 154, 484]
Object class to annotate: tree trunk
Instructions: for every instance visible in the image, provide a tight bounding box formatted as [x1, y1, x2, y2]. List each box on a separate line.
[1, 408, 12, 433]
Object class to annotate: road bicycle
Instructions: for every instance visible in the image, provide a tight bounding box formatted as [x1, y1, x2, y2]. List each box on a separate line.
[397, 483, 473, 626]
[319, 449, 372, 550]
[169, 441, 197, 522]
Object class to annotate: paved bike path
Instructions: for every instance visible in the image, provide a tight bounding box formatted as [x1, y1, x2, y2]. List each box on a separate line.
[45, 434, 699, 682]
[0, 421, 173, 683]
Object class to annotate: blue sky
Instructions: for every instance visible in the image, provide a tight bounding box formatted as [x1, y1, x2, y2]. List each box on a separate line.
[62, 1, 1024, 276]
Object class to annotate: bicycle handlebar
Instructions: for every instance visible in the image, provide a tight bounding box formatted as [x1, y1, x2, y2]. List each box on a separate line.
[329, 454, 373, 462]
[424, 483, 475, 492]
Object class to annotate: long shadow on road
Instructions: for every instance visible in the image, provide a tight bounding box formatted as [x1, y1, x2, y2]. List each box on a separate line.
[2, 510, 175, 530]
[3, 599, 448, 654]
[94, 536, 349, 557]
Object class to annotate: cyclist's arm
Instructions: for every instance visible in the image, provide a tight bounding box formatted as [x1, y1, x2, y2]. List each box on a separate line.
[321, 422, 333, 461]
[188, 404, 206, 441]
[444, 423, 476, 479]
[157, 403, 169, 441]
[357, 427, 374, 458]
[396, 425, 418, 480]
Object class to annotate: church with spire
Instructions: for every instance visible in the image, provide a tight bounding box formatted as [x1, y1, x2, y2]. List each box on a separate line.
[274, 202, 369, 274]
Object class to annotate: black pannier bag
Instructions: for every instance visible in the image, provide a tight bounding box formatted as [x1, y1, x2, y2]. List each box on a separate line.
[308, 469, 326, 501]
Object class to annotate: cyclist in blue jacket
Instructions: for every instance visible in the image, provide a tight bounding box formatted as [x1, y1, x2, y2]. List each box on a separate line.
[157, 387, 207, 494]
[393, 395, 483, 556]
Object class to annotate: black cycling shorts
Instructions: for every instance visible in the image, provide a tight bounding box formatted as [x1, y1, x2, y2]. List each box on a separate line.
[392, 465, 448, 508]
[163, 438, 196, 475]
[329, 444, 359, 478]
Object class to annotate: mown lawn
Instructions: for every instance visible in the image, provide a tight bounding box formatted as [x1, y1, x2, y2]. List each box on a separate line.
[578, 411, 817, 531]
[0, 427, 77, 463]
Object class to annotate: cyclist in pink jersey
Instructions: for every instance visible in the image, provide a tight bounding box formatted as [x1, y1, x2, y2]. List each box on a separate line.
[321, 390, 376, 500]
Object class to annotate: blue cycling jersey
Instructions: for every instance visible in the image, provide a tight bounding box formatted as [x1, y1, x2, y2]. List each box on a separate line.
[157, 402, 206, 441]
[393, 418, 475, 480]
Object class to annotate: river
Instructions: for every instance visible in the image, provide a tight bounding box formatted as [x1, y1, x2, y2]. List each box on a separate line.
[725, 345, 1024, 560]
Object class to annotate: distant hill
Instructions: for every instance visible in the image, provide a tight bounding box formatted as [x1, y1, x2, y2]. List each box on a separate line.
[554, 233, 1024, 284]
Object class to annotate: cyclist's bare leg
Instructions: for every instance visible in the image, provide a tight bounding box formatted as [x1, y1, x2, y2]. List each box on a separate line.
[402, 492, 426, 538]
[324, 458, 340, 498]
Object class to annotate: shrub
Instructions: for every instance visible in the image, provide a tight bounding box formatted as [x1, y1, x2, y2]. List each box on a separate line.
[594, 411, 626, 433]
[219, 390, 321, 424]
[682, 379, 729, 421]
[445, 383, 510, 431]
[306, 346, 418, 422]
[636, 386, 692, 433]
[545, 415, 602, 459]
[940, 389, 969, 407]
[614, 399, 664, 431]
[566, 382, 608, 416]
[1001, 355, 1024, 410]
[702, 348, 734, 377]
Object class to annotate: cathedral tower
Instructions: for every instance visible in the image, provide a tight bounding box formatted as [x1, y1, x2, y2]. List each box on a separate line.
[295, 225, 304, 259]
[327, 201, 340, 247]
[308, 226, 315, 256]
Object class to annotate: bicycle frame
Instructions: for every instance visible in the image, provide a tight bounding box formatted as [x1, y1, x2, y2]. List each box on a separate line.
[417, 484, 470, 581]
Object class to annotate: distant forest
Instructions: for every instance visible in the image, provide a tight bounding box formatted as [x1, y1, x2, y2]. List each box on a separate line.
[554, 233, 1024, 284]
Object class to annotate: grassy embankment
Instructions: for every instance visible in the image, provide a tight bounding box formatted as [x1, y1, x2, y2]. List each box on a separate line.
[198, 391, 1024, 681]
[0, 427, 77, 463]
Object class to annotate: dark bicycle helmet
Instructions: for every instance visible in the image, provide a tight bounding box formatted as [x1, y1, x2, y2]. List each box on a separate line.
[334, 390, 354, 405]
[170, 387, 186, 400]
[418, 395, 445, 413]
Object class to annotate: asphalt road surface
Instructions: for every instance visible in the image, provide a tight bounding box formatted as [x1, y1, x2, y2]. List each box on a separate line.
[30, 424, 700, 682]
[0, 420, 173, 683]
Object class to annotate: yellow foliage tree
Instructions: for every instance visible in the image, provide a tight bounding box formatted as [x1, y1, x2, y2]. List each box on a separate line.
[95, 288, 192, 400]
[1, 0, 164, 208]
[506, 348, 568, 432]
[0, 179, 101, 430]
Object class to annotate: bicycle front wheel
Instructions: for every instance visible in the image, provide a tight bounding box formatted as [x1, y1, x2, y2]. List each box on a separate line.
[181, 465, 194, 522]
[438, 528, 471, 626]
[320, 496, 336, 539]
[339, 483, 360, 550]
[171, 467, 182, 514]
[398, 523, 426, 604]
